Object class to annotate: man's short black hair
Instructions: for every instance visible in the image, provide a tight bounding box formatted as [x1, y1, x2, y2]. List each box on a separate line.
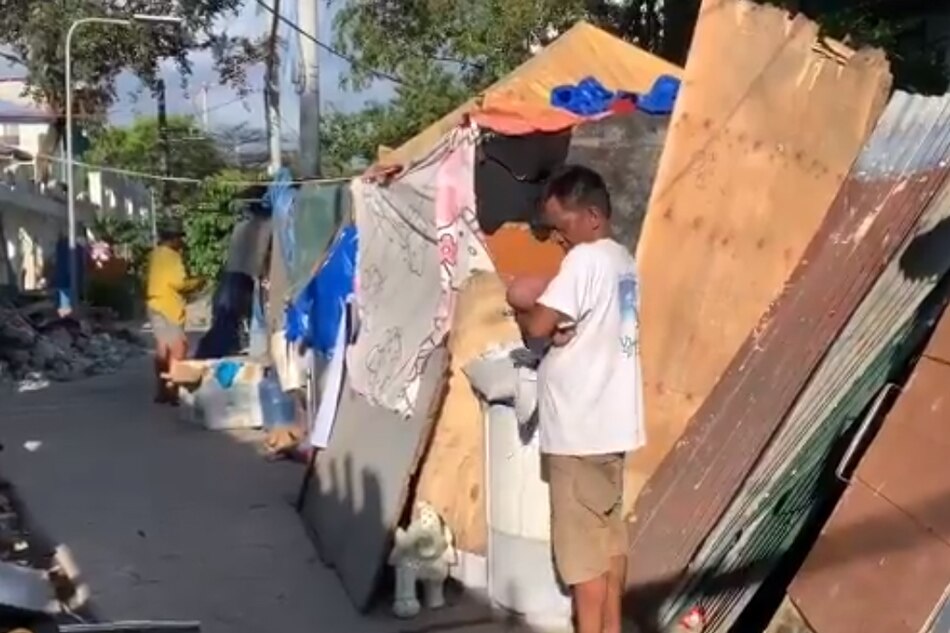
[542, 164, 612, 218]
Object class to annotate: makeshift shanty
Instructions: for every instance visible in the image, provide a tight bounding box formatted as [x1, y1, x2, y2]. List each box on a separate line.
[626, 88, 950, 632]
[285, 20, 683, 620]
[169, 0, 950, 629]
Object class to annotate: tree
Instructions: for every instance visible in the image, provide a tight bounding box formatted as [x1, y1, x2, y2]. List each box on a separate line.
[322, 0, 675, 166]
[181, 170, 262, 280]
[0, 0, 267, 172]
[86, 114, 225, 208]
[86, 117, 265, 281]
[325, 0, 947, 167]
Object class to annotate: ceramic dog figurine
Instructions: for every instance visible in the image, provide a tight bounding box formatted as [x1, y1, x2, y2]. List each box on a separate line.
[388, 500, 457, 618]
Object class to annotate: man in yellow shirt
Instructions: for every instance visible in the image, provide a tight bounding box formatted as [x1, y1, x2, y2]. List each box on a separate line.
[146, 221, 202, 404]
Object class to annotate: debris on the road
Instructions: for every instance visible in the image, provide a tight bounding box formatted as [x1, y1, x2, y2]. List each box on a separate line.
[0, 298, 145, 391]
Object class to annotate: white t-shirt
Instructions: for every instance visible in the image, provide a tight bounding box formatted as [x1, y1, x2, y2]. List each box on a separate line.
[536, 238, 645, 455]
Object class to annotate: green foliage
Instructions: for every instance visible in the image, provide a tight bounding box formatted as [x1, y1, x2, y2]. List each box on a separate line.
[87, 117, 261, 282]
[324, 0, 596, 166]
[86, 115, 224, 208]
[92, 214, 153, 280]
[325, 0, 948, 167]
[181, 170, 262, 281]
[0, 0, 265, 120]
[815, 8, 949, 95]
[89, 214, 154, 320]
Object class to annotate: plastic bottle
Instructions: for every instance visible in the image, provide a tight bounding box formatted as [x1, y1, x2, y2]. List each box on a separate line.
[258, 370, 296, 429]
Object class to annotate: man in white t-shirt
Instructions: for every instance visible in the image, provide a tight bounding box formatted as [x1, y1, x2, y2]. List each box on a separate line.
[506, 164, 645, 633]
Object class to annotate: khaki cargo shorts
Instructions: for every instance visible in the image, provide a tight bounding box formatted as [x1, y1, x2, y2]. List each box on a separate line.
[544, 453, 627, 586]
[148, 309, 186, 347]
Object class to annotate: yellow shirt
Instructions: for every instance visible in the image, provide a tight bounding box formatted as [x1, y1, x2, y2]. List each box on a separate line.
[146, 245, 199, 325]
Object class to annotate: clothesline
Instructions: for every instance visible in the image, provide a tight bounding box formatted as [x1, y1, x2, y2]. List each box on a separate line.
[0, 143, 354, 187]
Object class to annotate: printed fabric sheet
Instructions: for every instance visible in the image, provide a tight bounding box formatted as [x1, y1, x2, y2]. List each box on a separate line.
[348, 129, 494, 416]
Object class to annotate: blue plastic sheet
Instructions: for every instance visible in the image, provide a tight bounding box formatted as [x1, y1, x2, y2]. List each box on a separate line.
[551, 77, 616, 116]
[638, 75, 681, 115]
[266, 168, 296, 273]
[550, 74, 681, 117]
[214, 360, 242, 389]
[285, 225, 358, 358]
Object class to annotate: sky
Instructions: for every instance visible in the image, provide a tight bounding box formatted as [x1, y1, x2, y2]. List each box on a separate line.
[3, 1, 394, 139]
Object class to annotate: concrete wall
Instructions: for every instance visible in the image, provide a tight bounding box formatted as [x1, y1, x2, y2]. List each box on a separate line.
[85, 170, 151, 221]
[0, 174, 95, 292]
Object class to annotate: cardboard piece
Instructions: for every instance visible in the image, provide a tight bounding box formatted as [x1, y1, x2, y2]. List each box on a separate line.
[300, 349, 449, 611]
[414, 273, 522, 555]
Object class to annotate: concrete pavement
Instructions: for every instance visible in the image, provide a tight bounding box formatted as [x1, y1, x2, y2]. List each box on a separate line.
[0, 358, 387, 633]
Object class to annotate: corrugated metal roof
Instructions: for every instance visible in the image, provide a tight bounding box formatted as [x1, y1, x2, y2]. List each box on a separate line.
[624, 90, 950, 631]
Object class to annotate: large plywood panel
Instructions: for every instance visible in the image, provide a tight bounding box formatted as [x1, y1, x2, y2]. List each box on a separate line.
[415, 273, 522, 554]
[627, 0, 891, 515]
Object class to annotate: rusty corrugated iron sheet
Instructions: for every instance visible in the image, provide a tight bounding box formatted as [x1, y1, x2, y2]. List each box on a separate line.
[789, 352, 950, 633]
[674, 181, 950, 631]
[624, 91, 950, 630]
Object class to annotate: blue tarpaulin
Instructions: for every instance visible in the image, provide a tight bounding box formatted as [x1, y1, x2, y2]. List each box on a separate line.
[285, 225, 358, 358]
[551, 74, 681, 117]
[265, 168, 349, 306]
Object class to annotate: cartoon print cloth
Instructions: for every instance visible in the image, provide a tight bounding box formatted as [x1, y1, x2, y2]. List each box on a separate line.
[347, 129, 493, 416]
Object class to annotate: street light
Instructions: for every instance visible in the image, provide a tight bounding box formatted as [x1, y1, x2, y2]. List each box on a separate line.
[64, 13, 183, 312]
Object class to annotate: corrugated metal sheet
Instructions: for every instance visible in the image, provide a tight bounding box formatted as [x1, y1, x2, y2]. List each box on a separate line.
[790, 355, 950, 633]
[926, 589, 950, 633]
[381, 22, 682, 167]
[624, 91, 950, 631]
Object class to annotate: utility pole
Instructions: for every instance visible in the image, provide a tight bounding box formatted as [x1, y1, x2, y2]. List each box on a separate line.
[265, 0, 283, 175]
[200, 83, 210, 130]
[297, 0, 321, 178]
[157, 79, 171, 208]
[149, 189, 158, 245]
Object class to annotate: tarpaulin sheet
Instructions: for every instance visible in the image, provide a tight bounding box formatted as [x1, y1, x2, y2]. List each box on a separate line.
[348, 130, 493, 416]
[565, 111, 670, 249]
[266, 169, 349, 307]
[286, 225, 357, 358]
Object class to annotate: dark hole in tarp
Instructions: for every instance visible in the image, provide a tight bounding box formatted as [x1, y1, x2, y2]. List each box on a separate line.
[474, 112, 670, 250]
[474, 130, 571, 235]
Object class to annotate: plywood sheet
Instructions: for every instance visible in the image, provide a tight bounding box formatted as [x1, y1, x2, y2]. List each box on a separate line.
[415, 273, 522, 555]
[300, 349, 448, 611]
[627, 0, 891, 515]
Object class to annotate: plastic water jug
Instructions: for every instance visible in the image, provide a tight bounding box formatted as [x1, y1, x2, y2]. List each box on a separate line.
[258, 371, 296, 429]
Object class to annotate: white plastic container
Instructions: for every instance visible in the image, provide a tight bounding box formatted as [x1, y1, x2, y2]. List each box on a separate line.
[485, 401, 571, 629]
[180, 361, 264, 430]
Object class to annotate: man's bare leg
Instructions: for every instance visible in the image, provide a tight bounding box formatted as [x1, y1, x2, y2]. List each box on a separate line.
[164, 336, 189, 405]
[573, 574, 608, 633]
[153, 342, 170, 402]
[604, 555, 626, 633]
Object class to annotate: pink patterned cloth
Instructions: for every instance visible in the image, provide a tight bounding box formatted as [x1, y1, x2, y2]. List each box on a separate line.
[348, 130, 493, 416]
